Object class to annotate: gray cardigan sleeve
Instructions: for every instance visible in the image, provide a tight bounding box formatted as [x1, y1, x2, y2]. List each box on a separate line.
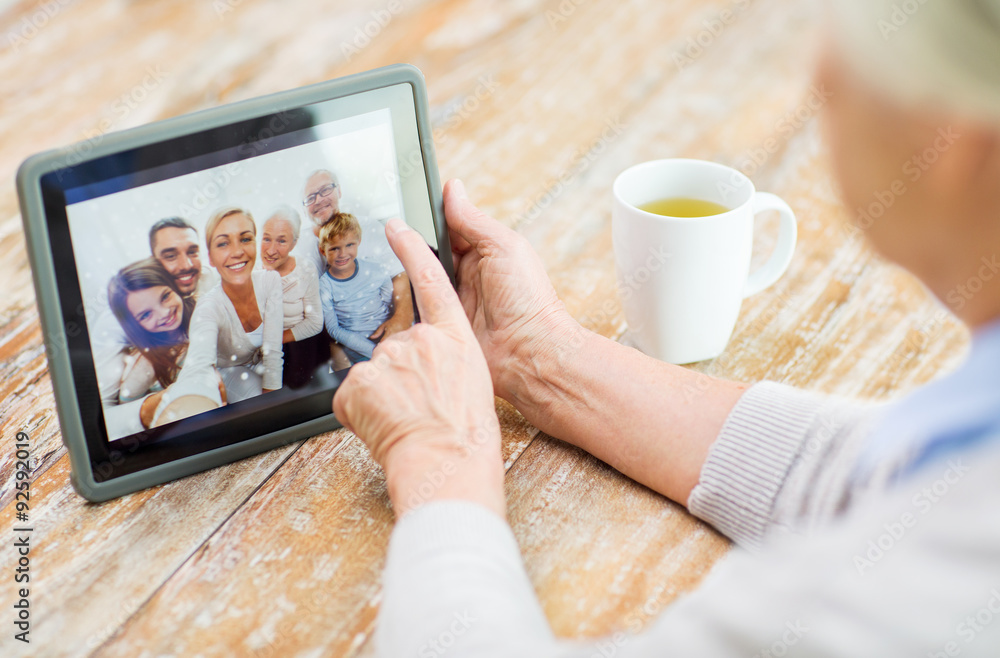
[687, 381, 893, 550]
[375, 381, 1000, 657]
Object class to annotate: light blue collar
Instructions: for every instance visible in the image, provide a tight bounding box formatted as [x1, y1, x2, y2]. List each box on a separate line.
[857, 315, 1000, 478]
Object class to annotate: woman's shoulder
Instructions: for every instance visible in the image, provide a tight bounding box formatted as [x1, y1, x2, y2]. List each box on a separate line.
[190, 286, 227, 322]
[198, 280, 225, 301]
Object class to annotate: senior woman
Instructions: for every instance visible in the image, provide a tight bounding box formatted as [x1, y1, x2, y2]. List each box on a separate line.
[333, 1, 1000, 656]
[260, 205, 324, 387]
[155, 206, 283, 425]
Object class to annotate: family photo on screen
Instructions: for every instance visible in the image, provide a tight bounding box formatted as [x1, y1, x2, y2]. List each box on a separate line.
[67, 117, 416, 441]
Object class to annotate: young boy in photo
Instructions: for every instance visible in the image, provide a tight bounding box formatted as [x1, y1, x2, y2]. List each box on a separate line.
[318, 213, 395, 363]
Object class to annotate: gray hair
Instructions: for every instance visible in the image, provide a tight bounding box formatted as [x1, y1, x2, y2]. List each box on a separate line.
[305, 168, 340, 189]
[264, 204, 302, 242]
[831, 1, 1000, 122]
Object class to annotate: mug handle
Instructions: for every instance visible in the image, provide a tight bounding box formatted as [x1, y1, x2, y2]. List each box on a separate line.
[743, 192, 797, 298]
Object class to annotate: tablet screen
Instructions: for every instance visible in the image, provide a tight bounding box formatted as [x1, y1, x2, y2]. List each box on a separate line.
[39, 82, 437, 481]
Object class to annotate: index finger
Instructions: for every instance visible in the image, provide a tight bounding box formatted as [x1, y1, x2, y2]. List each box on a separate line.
[385, 218, 467, 328]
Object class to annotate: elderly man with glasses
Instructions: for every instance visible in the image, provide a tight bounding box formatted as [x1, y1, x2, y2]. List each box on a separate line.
[292, 168, 414, 344]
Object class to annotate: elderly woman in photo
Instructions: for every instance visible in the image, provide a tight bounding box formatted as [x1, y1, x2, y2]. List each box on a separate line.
[260, 205, 324, 387]
[155, 206, 283, 425]
[98, 258, 194, 437]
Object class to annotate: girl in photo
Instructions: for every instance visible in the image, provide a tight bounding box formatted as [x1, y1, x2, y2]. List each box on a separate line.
[101, 258, 194, 436]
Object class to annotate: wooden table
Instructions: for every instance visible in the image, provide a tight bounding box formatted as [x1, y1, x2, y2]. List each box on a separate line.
[0, 0, 970, 655]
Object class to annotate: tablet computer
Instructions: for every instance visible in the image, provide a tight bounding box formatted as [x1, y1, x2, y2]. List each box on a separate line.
[16, 64, 450, 502]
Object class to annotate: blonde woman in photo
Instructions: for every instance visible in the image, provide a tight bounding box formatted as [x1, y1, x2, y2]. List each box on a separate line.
[155, 206, 283, 425]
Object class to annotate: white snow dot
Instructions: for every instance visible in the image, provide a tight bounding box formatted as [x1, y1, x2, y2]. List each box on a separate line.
[231, 354, 237, 361]
[240, 372, 249, 381]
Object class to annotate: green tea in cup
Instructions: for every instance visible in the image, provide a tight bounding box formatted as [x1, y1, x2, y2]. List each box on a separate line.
[638, 197, 730, 218]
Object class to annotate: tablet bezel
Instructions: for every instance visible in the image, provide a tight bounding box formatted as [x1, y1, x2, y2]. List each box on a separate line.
[16, 64, 450, 502]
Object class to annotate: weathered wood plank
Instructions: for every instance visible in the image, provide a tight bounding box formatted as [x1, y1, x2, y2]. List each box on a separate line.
[0, 439, 308, 658]
[506, 435, 731, 639]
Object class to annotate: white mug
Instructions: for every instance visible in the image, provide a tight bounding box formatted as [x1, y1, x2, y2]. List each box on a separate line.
[612, 159, 797, 364]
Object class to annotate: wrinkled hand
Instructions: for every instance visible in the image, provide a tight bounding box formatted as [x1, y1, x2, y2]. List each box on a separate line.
[444, 179, 578, 403]
[333, 217, 505, 518]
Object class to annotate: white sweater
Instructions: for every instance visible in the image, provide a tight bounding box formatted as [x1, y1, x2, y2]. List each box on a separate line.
[165, 269, 284, 408]
[376, 379, 1000, 657]
[278, 258, 323, 341]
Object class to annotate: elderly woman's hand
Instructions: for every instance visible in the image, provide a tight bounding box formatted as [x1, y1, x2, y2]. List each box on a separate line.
[443, 179, 580, 408]
[333, 218, 505, 518]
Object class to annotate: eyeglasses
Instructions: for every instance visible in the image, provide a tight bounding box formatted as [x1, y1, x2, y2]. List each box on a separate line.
[303, 183, 337, 206]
